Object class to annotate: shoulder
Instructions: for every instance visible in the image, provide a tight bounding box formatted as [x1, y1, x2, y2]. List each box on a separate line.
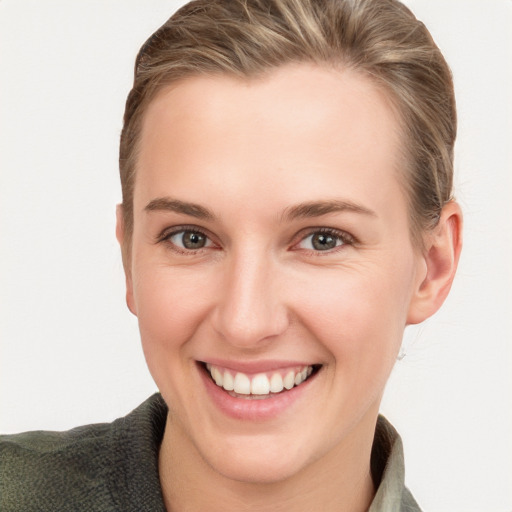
[0, 394, 168, 512]
[1, 418, 116, 511]
[369, 415, 423, 512]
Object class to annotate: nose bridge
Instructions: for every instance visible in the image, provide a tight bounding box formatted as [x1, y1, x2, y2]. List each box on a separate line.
[213, 246, 288, 347]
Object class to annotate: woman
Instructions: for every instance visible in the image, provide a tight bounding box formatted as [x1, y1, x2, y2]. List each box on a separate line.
[1, 0, 462, 510]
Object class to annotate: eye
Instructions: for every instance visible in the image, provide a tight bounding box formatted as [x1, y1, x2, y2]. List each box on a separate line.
[167, 229, 213, 251]
[297, 229, 351, 252]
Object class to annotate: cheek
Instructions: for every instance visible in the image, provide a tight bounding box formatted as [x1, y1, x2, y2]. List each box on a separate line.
[131, 265, 214, 373]
[294, 265, 411, 365]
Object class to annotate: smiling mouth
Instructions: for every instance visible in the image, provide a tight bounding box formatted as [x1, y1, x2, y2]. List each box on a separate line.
[201, 362, 322, 399]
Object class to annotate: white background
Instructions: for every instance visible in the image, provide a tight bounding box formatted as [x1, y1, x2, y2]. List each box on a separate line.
[1, 1, 511, 510]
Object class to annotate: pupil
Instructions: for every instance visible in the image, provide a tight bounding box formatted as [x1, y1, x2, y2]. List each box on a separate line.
[312, 233, 336, 251]
[183, 231, 206, 249]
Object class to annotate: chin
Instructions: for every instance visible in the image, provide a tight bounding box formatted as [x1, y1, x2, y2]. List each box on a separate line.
[211, 454, 302, 485]
[198, 433, 317, 485]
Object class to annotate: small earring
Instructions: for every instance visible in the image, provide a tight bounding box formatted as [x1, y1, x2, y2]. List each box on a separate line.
[397, 346, 407, 361]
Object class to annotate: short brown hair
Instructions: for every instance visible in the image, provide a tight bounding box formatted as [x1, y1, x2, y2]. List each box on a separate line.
[119, 0, 456, 254]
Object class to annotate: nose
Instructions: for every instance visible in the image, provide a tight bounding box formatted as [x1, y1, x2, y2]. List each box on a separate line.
[211, 250, 289, 349]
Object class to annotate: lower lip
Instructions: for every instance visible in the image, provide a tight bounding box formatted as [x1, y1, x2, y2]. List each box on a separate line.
[199, 364, 317, 421]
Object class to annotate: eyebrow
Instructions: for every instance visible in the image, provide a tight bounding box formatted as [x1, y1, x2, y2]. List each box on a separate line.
[282, 199, 377, 221]
[144, 197, 215, 220]
[144, 197, 376, 222]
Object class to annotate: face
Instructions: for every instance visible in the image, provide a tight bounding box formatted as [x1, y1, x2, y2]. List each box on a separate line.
[122, 64, 427, 483]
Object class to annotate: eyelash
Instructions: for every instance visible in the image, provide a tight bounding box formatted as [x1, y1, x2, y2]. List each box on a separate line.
[294, 227, 356, 255]
[157, 225, 216, 255]
[157, 225, 356, 255]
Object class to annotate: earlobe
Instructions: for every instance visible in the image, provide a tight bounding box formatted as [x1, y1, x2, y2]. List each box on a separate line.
[407, 201, 463, 325]
[116, 204, 137, 316]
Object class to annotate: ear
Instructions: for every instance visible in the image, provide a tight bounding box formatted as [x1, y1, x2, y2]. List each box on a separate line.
[407, 201, 463, 324]
[116, 204, 137, 316]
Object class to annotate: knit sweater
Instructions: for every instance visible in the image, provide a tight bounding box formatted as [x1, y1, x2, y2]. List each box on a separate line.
[1, 394, 420, 511]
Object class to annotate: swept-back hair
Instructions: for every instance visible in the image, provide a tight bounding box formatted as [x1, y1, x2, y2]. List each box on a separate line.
[120, 0, 456, 255]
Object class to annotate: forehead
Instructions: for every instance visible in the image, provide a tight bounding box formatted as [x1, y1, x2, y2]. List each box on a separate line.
[135, 63, 405, 218]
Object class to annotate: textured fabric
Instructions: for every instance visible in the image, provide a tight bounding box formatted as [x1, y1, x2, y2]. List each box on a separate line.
[1, 394, 421, 511]
[369, 416, 422, 511]
[1, 395, 167, 512]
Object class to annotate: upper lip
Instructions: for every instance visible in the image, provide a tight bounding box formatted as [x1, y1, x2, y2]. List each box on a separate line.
[199, 359, 319, 374]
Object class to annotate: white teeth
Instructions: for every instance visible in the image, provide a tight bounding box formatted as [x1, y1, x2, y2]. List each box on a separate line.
[233, 372, 251, 394]
[251, 373, 270, 395]
[222, 371, 234, 391]
[269, 373, 284, 393]
[283, 371, 295, 390]
[212, 367, 223, 386]
[207, 364, 315, 396]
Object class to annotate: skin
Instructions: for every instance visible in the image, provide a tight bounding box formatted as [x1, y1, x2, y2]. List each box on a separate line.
[117, 63, 462, 512]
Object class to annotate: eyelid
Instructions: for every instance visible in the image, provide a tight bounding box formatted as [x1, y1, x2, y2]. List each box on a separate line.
[156, 224, 206, 241]
[155, 224, 356, 254]
[156, 224, 218, 252]
[292, 226, 357, 252]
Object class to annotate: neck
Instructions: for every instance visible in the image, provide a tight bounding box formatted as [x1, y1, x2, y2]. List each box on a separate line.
[158, 415, 377, 512]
